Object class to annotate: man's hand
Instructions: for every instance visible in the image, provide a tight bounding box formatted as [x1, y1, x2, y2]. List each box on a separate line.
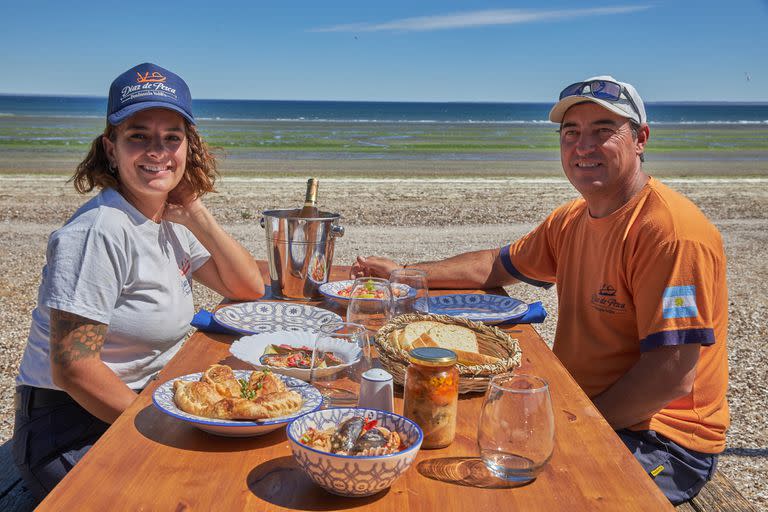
[350, 256, 402, 279]
[350, 248, 515, 289]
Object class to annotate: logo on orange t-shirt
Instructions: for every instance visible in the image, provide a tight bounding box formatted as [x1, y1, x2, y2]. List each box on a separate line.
[590, 283, 627, 314]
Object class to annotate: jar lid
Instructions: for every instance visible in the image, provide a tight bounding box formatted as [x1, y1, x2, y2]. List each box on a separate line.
[362, 368, 393, 382]
[408, 347, 457, 366]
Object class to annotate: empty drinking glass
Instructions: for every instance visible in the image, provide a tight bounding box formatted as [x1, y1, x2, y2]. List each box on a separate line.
[345, 277, 394, 335]
[310, 321, 371, 408]
[389, 268, 429, 316]
[477, 373, 554, 482]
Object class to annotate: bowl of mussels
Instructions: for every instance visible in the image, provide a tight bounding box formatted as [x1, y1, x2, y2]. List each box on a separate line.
[287, 407, 423, 497]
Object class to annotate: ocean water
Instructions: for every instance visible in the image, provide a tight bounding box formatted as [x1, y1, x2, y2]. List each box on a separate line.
[2, 95, 767, 161]
[1, 95, 767, 125]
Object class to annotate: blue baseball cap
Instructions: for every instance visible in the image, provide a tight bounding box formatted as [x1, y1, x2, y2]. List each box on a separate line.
[107, 62, 195, 125]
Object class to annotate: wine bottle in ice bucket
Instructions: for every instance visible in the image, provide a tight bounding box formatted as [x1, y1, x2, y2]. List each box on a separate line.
[300, 177, 319, 218]
[288, 178, 320, 282]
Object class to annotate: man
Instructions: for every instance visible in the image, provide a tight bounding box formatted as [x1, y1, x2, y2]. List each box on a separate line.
[351, 76, 729, 504]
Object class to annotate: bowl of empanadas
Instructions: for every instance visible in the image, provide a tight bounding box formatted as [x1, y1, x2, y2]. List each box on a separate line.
[152, 364, 323, 437]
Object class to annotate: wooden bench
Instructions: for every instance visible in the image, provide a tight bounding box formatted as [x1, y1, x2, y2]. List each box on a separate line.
[0, 441, 36, 512]
[676, 470, 757, 511]
[0, 437, 756, 511]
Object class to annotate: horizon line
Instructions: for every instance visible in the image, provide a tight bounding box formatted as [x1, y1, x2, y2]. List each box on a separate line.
[1, 93, 768, 105]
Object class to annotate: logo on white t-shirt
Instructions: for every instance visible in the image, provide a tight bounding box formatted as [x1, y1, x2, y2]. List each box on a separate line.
[178, 257, 192, 296]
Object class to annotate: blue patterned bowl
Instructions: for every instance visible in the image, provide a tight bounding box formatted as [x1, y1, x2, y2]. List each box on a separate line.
[287, 408, 423, 497]
[318, 280, 414, 307]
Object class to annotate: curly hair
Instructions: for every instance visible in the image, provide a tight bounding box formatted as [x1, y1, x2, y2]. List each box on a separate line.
[70, 120, 219, 196]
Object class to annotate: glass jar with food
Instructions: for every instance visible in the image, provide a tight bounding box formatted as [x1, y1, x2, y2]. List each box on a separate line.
[402, 347, 458, 449]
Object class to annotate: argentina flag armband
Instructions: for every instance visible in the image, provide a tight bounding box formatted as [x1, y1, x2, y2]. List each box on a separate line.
[662, 285, 698, 319]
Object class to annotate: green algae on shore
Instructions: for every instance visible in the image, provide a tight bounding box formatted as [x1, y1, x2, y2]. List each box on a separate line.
[1, 116, 767, 155]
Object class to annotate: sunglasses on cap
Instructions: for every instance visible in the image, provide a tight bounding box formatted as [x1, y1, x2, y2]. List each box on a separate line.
[559, 79, 641, 122]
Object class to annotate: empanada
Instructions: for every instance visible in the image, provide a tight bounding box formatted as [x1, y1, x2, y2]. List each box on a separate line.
[248, 370, 286, 397]
[207, 390, 303, 420]
[173, 380, 223, 417]
[201, 364, 241, 398]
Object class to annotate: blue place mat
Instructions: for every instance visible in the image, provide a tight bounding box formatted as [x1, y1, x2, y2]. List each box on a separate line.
[498, 301, 547, 325]
[191, 285, 274, 334]
[190, 309, 239, 334]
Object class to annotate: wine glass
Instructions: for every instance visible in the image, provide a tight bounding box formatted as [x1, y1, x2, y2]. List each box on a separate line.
[310, 321, 371, 408]
[345, 277, 394, 335]
[389, 268, 429, 316]
[477, 373, 555, 482]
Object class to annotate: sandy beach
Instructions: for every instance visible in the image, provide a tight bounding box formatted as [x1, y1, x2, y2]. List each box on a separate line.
[0, 152, 766, 507]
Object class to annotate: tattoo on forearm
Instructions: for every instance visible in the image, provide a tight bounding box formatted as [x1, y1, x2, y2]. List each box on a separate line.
[50, 309, 107, 367]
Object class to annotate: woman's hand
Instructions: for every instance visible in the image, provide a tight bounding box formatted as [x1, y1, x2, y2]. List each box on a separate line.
[350, 256, 402, 279]
[163, 178, 205, 226]
[163, 174, 263, 300]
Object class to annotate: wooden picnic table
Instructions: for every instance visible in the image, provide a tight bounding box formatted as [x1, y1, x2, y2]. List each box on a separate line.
[36, 263, 672, 511]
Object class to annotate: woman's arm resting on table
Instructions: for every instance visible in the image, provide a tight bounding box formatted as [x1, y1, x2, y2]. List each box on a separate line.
[591, 344, 699, 430]
[165, 197, 264, 300]
[49, 309, 139, 424]
[351, 248, 519, 289]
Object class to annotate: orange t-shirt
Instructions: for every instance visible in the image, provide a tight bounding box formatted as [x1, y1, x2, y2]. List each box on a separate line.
[501, 177, 729, 454]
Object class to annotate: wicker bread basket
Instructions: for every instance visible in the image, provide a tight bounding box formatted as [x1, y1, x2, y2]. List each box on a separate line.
[375, 313, 522, 394]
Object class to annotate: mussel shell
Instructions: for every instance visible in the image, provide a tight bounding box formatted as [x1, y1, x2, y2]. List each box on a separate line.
[330, 416, 365, 453]
[352, 427, 389, 454]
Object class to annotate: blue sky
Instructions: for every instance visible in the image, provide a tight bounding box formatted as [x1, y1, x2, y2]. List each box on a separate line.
[1, 1, 766, 102]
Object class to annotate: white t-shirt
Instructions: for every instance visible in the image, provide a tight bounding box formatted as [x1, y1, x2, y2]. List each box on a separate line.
[17, 188, 210, 390]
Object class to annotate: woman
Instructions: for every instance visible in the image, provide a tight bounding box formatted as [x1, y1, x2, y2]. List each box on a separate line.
[13, 62, 265, 500]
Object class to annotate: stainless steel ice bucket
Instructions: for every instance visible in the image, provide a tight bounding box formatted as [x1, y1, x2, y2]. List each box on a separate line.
[260, 208, 344, 300]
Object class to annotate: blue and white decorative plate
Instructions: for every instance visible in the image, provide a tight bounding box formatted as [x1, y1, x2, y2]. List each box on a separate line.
[318, 280, 414, 307]
[152, 371, 323, 437]
[213, 302, 342, 335]
[287, 407, 423, 497]
[427, 294, 529, 324]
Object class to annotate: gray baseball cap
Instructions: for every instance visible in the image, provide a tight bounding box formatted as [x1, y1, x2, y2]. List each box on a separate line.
[549, 75, 646, 125]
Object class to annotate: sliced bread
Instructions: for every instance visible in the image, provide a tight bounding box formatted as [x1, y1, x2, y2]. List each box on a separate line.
[451, 349, 500, 366]
[400, 321, 443, 350]
[425, 323, 479, 354]
[415, 331, 499, 365]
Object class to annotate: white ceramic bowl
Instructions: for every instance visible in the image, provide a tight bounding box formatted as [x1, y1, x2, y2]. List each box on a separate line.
[287, 407, 423, 497]
[229, 330, 361, 381]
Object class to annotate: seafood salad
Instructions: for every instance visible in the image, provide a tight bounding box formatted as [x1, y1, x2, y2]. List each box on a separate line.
[299, 416, 407, 456]
[339, 280, 406, 299]
[259, 344, 343, 369]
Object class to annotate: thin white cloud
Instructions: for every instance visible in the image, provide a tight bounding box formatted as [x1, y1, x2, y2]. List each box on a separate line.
[312, 6, 651, 33]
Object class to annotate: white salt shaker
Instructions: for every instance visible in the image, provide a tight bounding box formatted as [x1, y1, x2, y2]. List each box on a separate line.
[357, 368, 395, 413]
